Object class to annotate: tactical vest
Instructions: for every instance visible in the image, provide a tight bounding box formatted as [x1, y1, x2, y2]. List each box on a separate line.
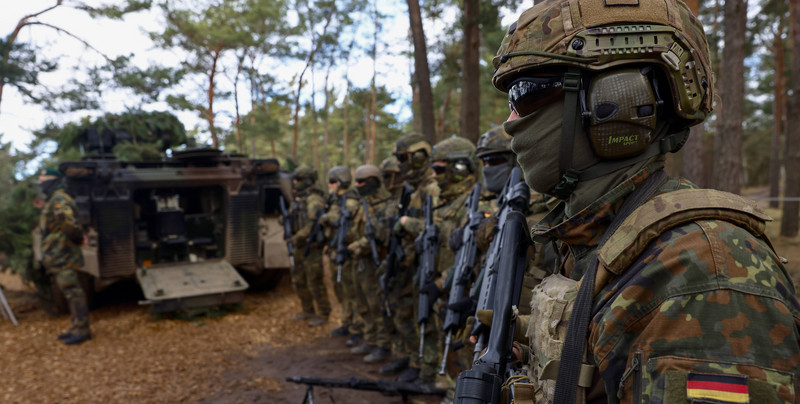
[512, 188, 776, 404]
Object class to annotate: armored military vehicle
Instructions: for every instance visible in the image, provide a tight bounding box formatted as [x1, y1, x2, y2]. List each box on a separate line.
[43, 129, 292, 313]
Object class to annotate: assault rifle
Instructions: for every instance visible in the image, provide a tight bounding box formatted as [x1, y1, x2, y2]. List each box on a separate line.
[286, 375, 446, 403]
[471, 167, 529, 361]
[454, 207, 530, 403]
[381, 182, 414, 316]
[279, 194, 296, 272]
[439, 183, 483, 375]
[417, 195, 439, 357]
[361, 197, 381, 268]
[334, 194, 353, 282]
[303, 201, 328, 257]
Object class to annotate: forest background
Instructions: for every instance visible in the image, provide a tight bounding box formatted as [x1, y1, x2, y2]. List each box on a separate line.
[0, 0, 799, 275]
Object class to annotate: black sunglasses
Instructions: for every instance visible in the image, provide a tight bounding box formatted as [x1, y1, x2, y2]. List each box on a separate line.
[328, 179, 338, 184]
[508, 76, 564, 117]
[431, 165, 447, 175]
[394, 153, 409, 163]
[482, 155, 509, 166]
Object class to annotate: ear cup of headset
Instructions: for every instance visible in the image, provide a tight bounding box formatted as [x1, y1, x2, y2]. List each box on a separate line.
[585, 68, 659, 159]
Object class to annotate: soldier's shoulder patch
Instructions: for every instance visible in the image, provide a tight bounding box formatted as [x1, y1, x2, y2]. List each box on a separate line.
[686, 372, 749, 403]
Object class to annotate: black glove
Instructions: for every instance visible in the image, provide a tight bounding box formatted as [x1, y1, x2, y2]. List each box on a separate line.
[448, 226, 464, 252]
[420, 281, 442, 302]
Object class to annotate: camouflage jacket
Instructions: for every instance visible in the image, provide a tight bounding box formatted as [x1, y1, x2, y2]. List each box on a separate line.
[40, 189, 84, 271]
[290, 186, 326, 247]
[322, 189, 361, 254]
[396, 169, 440, 238]
[404, 177, 493, 282]
[531, 163, 800, 402]
[351, 187, 396, 259]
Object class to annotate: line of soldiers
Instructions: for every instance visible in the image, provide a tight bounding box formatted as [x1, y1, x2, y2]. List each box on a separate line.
[283, 127, 553, 397]
[286, 0, 800, 401]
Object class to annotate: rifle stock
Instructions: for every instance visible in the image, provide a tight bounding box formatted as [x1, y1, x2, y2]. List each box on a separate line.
[454, 185, 530, 404]
[334, 194, 352, 283]
[471, 168, 529, 361]
[440, 183, 483, 375]
[417, 195, 439, 358]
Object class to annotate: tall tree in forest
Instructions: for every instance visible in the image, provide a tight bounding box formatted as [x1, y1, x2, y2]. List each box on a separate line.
[407, 0, 437, 145]
[290, 0, 335, 163]
[459, 0, 480, 144]
[151, 0, 253, 148]
[769, 15, 786, 208]
[781, 0, 800, 237]
[712, 0, 747, 193]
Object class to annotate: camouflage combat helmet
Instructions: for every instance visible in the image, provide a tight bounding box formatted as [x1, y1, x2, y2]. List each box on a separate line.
[328, 165, 352, 188]
[393, 133, 432, 156]
[492, 0, 712, 199]
[431, 136, 477, 170]
[380, 156, 404, 191]
[380, 156, 401, 174]
[492, 0, 713, 124]
[354, 164, 382, 182]
[476, 126, 512, 158]
[292, 165, 318, 191]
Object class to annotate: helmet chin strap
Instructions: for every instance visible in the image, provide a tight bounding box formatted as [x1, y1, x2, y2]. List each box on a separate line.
[550, 67, 690, 200]
[551, 68, 584, 200]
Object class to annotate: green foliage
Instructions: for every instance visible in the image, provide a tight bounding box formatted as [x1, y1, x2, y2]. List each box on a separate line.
[0, 39, 58, 102]
[0, 145, 38, 274]
[30, 111, 188, 160]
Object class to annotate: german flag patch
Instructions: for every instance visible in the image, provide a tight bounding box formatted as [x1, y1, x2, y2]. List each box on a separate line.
[686, 372, 749, 403]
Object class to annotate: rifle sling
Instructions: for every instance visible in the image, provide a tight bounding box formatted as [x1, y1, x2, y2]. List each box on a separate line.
[552, 169, 667, 404]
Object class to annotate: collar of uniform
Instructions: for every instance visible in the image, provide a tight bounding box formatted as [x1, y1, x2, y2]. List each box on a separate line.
[531, 161, 665, 247]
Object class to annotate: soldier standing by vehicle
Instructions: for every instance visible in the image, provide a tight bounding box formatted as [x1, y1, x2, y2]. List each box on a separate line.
[320, 166, 364, 338]
[397, 137, 487, 389]
[287, 166, 331, 327]
[479, 0, 800, 401]
[38, 168, 92, 345]
[347, 164, 396, 364]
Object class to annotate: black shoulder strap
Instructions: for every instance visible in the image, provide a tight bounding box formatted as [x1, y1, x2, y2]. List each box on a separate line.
[553, 170, 668, 404]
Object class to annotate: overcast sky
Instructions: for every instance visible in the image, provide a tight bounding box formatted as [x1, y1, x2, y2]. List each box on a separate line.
[0, 1, 525, 155]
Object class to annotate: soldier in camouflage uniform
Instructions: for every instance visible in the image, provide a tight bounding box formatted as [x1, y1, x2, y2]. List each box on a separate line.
[484, 0, 800, 401]
[386, 134, 441, 384]
[375, 155, 417, 376]
[397, 136, 489, 388]
[38, 168, 92, 345]
[287, 166, 331, 327]
[348, 164, 396, 363]
[320, 166, 364, 338]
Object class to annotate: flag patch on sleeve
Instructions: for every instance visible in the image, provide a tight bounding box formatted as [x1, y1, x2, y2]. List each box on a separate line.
[686, 372, 749, 403]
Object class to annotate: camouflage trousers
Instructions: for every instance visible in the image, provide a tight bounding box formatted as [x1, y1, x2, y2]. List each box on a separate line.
[329, 254, 364, 334]
[387, 265, 417, 361]
[290, 247, 331, 316]
[354, 258, 392, 349]
[50, 265, 90, 336]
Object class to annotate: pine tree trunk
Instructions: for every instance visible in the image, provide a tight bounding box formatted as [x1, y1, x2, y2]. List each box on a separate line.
[407, 0, 437, 146]
[781, 0, 800, 237]
[769, 23, 785, 208]
[207, 47, 222, 149]
[322, 60, 333, 177]
[712, 0, 746, 194]
[460, 0, 480, 144]
[343, 82, 350, 166]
